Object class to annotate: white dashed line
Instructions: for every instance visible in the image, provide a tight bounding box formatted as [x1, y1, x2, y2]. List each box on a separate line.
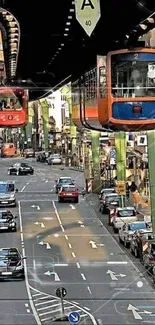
[87, 286, 92, 294]
[81, 273, 86, 280]
[25, 303, 29, 307]
[65, 235, 68, 240]
[68, 243, 72, 249]
[72, 252, 76, 258]
[27, 309, 30, 313]
[21, 186, 26, 192]
[76, 262, 81, 269]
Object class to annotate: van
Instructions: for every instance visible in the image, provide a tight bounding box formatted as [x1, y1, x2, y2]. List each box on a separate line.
[1, 143, 16, 157]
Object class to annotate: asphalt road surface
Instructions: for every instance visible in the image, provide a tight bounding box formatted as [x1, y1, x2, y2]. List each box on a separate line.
[0, 158, 155, 325]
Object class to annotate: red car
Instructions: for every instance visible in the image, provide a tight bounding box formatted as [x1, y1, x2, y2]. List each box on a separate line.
[58, 185, 79, 203]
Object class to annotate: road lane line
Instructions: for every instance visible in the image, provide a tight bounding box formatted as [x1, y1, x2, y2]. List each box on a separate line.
[33, 259, 36, 270]
[25, 303, 29, 307]
[21, 186, 26, 192]
[72, 252, 76, 258]
[107, 261, 128, 265]
[76, 262, 81, 268]
[52, 200, 64, 232]
[81, 273, 86, 280]
[68, 243, 72, 248]
[18, 201, 41, 325]
[27, 309, 30, 313]
[87, 286, 92, 294]
[32, 293, 43, 297]
[84, 306, 91, 311]
[34, 295, 52, 302]
[65, 235, 68, 240]
[35, 299, 58, 306]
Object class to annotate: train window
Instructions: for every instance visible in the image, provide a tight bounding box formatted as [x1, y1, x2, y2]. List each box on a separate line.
[111, 53, 155, 97]
[84, 68, 97, 100]
[99, 66, 106, 97]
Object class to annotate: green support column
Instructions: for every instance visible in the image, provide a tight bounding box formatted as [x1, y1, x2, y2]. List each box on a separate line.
[25, 103, 34, 146]
[91, 130, 101, 193]
[60, 84, 77, 154]
[115, 132, 126, 206]
[147, 131, 155, 235]
[39, 98, 49, 151]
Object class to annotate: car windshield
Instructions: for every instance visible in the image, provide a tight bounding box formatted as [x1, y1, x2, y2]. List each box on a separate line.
[0, 183, 14, 193]
[106, 195, 120, 202]
[59, 178, 72, 184]
[102, 189, 115, 194]
[0, 249, 18, 257]
[129, 223, 146, 231]
[62, 187, 76, 192]
[21, 163, 30, 167]
[118, 209, 135, 217]
[0, 211, 13, 219]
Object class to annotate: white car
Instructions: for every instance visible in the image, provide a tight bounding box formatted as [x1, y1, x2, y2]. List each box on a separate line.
[119, 221, 149, 248]
[47, 154, 62, 165]
[112, 207, 138, 232]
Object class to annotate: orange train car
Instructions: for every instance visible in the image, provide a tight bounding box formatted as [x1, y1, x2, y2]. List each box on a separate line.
[98, 48, 155, 131]
[0, 87, 28, 127]
[72, 56, 106, 130]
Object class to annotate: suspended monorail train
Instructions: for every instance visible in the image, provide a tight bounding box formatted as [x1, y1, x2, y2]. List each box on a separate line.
[72, 48, 155, 132]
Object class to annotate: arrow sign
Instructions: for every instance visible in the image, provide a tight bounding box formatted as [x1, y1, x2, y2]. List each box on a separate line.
[89, 240, 97, 248]
[127, 304, 143, 320]
[44, 271, 60, 281]
[70, 204, 75, 209]
[31, 205, 40, 210]
[107, 270, 126, 281]
[34, 222, 45, 228]
[39, 241, 51, 249]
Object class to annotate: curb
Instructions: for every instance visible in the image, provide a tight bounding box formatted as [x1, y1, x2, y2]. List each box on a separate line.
[69, 167, 84, 172]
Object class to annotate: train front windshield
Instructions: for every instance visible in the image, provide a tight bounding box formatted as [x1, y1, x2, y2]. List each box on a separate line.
[0, 89, 23, 111]
[111, 52, 155, 97]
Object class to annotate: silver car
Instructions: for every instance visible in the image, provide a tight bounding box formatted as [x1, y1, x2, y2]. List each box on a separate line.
[47, 154, 62, 165]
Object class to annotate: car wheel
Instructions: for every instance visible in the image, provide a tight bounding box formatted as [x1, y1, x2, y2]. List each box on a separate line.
[20, 274, 25, 280]
[74, 198, 78, 203]
[113, 227, 117, 233]
[12, 227, 17, 232]
[119, 236, 123, 243]
[30, 171, 34, 175]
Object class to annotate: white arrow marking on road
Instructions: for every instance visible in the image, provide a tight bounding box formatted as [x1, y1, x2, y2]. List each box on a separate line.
[106, 270, 126, 281]
[39, 241, 51, 249]
[34, 222, 45, 228]
[127, 304, 142, 320]
[77, 220, 85, 227]
[31, 205, 40, 210]
[44, 271, 60, 281]
[127, 304, 153, 320]
[89, 240, 97, 248]
[69, 204, 75, 209]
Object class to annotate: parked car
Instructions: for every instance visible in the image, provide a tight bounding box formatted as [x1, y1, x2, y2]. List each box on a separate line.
[109, 207, 138, 232]
[99, 193, 120, 214]
[24, 148, 35, 158]
[47, 154, 62, 165]
[119, 221, 149, 248]
[99, 188, 115, 200]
